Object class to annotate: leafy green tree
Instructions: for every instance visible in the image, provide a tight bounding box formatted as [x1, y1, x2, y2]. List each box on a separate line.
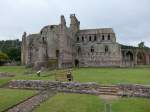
[0, 52, 9, 61]
[138, 42, 145, 48]
[0, 39, 21, 62]
[4, 47, 21, 61]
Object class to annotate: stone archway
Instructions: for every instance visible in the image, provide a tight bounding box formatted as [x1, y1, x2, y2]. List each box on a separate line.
[121, 50, 134, 67]
[126, 51, 134, 67]
[126, 51, 133, 62]
[137, 52, 146, 65]
[74, 59, 79, 68]
[56, 50, 59, 58]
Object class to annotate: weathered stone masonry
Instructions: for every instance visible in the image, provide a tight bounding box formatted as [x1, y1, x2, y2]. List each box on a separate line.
[21, 14, 150, 69]
[9, 80, 150, 98]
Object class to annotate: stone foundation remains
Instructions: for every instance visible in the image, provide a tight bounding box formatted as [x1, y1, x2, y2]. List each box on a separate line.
[0, 72, 15, 78]
[8, 80, 150, 98]
[9, 80, 100, 95]
[118, 84, 150, 98]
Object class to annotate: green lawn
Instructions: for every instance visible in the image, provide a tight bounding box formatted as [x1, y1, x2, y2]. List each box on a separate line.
[0, 66, 150, 85]
[34, 93, 104, 112]
[0, 66, 55, 86]
[73, 68, 150, 85]
[0, 66, 150, 112]
[34, 93, 150, 112]
[111, 97, 150, 112]
[0, 88, 37, 112]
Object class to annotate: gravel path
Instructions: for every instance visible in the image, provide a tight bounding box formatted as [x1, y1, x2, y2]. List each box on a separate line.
[4, 90, 56, 112]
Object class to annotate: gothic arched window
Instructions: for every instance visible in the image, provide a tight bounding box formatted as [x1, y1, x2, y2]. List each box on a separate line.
[91, 46, 94, 53]
[94, 35, 97, 41]
[77, 47, 81, 54]
[82, 36, 84, 42]
[89, 36, 92, 41]
[77, 37, 79, 42]
[102, 35, 105, 40]
[56, 50, 59, 58]
[108, 34, 110, 40]
[105, 46, 109, 53]
[42, 37, 45, 43]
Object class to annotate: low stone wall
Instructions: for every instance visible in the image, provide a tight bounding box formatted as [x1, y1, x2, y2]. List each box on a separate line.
[0, 72, 15, 78]
[118, 84, 150, 98]
[9, 80, 100, 95]
[8, 80, 150, 98]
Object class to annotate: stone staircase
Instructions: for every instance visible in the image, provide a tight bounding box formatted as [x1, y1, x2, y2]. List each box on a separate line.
[97, 85, 119, 95]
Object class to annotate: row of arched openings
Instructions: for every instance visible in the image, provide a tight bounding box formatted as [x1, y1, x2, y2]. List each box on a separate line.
[77, 34, 111, 42]
[77, 46, 109, 54]
[122, 51, 148, 65]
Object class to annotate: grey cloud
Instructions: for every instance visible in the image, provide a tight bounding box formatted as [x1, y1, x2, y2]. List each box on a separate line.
[0, 0, 150, 47]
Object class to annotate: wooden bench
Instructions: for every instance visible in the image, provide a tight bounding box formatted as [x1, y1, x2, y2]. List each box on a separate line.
[55, 69, 68, 82]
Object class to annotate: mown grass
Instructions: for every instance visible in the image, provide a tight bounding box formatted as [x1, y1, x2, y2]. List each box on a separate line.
[0, 66, 55, 86]
[111, 97, 150, 112]
[34, 93, 150, 112]
[0, 66, 150, 86]
[0, 88, 37, 112]
[34, 93, 104, 112]
[73, 68, 150, 85]
[0, 66, 150, 112]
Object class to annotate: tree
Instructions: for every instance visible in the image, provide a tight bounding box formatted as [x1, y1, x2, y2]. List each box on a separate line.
[0, 39, 21, 62]
[138, 42, 145, 48]
[0, 52, 9, 61]
[0, 52, 9, 65]
[4, 47, 21, 61]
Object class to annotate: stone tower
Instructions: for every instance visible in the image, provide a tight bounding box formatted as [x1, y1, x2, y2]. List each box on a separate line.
[21, 14, 150, 69]
[70, 14, 80, 34]
[60, 15, 66, 27]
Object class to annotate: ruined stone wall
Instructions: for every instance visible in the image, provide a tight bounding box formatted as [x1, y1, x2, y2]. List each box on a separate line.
[27, 34, 43, 67]
[80, 44, 121, 67]
[8, 80, 150, 98]
[21, 14, 122, 69]
[58, 15, 76, 68]
[39, 25, 61, 69]
[9, 80, 100, 95]
[21, 32, 48, 69]
[59, 30, 75, 68]
[70, 14, 80, 34]
[40, 25, 59, 59]
[76, 29, 121, 67]
[118, 84, 150, 98]
[121, 47, 150, 67]
[24, 35, 30, 65]
[22, 14, 150, 69]
[21, 32, 26, 65]
[21, 32, 31, 66]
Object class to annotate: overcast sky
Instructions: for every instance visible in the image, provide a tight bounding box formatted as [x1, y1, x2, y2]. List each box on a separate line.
[0, 0, 150, 47]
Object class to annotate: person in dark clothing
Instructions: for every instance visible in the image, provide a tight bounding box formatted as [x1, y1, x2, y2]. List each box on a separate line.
[67, 69, 73, 81]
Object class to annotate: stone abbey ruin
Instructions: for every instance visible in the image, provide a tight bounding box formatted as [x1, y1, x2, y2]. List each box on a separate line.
[21, 14, 150, 69]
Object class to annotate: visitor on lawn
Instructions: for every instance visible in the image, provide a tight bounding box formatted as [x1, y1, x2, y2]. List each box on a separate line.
[67, 69, 73, 81]
[37, 70, 41, 77]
